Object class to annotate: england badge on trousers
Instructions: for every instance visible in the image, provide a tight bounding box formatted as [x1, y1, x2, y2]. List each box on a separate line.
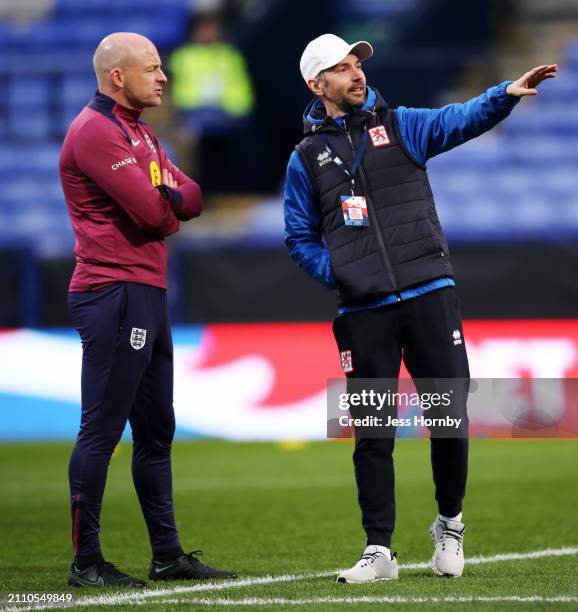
[130, 327, 147, 350]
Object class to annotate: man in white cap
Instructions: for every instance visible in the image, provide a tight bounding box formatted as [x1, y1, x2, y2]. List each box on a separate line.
[284, 33, 557, 583]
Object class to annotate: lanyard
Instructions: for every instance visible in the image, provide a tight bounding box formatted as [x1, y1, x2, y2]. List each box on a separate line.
[320, 128, 369, 195]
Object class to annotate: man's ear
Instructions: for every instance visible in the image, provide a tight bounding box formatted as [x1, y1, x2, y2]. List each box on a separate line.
[110, 68, 124, 88]
[308, 78, 324, 97]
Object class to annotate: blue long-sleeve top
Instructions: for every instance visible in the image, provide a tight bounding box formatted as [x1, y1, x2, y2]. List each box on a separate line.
[284, 81, 520, 313]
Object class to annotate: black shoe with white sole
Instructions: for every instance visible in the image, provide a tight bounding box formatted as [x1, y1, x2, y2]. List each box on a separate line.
[149, 550, 236, 581]
[68, 561, 146, 588]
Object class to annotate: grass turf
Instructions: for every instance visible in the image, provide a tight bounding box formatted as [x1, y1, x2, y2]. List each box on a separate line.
[0, 439, 577, 610]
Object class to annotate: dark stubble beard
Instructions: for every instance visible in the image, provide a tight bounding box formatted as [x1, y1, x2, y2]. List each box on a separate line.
[334, 90, 367, 115]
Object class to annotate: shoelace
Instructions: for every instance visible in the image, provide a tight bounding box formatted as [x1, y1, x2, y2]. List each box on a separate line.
[185, 550, 204, 564]
[441, 528, 464, 551]
[97, 561, 124, 576]
[359, 551, 390, 567]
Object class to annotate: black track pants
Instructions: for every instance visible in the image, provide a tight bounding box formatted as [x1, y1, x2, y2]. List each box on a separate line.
[332, 287, 470, 548]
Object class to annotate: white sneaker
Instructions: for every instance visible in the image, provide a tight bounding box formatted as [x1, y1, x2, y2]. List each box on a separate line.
[337, 545, 399, 583]
[430, 516, 465, 577]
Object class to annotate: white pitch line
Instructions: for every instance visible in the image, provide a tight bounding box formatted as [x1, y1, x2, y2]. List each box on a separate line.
[402, 546, 578, 570]
[77, 570, 337, 606]
[136, 595, 578, 606]
[7, 547, 578, 611]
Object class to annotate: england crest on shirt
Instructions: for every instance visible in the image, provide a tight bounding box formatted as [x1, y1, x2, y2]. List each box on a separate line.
[130, 327, 147, 350]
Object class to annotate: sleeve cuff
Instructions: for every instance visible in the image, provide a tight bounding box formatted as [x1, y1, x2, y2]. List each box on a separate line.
[499, 80, 521, 106]
[156, 184, 183, 209]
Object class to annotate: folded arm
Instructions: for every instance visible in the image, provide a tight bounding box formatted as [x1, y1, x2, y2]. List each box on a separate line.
[156, 137, 204, 221]
[74, 120, 180, 237]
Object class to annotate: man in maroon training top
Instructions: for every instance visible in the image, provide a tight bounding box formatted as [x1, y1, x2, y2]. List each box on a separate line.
[60, 32, 236, 587]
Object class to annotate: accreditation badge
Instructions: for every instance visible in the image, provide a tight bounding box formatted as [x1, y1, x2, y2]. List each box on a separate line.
[341, 195, 369, 227]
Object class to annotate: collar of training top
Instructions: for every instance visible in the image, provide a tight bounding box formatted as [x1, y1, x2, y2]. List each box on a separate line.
[88, 91, 143, 126]
[302, 85, 387, 136]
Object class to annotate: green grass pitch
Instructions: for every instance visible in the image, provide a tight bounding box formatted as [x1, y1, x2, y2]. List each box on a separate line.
[0, 439, 577, 611]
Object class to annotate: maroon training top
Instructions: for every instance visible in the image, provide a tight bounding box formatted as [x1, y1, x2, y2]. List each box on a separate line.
[60, 92, 203, 292]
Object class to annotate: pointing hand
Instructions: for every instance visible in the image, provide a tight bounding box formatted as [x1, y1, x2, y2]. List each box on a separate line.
[506, 64, 558, 97]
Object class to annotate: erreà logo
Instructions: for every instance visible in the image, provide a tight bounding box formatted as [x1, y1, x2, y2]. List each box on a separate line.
[317, 148, 331, 167]
[452, 330, 463, 346]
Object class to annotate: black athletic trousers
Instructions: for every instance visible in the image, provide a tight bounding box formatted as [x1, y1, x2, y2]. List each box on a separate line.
[332, 286, 469, 548]
[68, 282, 180, 559]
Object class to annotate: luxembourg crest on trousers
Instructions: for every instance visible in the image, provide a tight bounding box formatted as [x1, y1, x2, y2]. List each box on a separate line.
[130, 327, 147, 350]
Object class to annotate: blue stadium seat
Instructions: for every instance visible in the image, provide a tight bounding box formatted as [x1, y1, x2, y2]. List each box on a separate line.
[55, 0, 188, 16]
[8, 77, 50, 107]
[59, 103, 88, 134]
[8, 110, 52, 140]
[538, 72, 578, 101]
[61, 75, 96, 106]
[0, 16, 187, 51]
[2, 177, 64, 204]
[59, 77, 94, 132]
[564, 41, 578, 68]
[0, 51, 94, 74]
[0, 145, 60, 176]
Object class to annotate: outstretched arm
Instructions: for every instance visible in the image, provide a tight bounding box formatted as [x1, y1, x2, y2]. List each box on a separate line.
[396, 64, 558, 165]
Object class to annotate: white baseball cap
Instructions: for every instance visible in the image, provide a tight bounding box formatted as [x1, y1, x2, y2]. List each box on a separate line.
[300, 33, 373, 83]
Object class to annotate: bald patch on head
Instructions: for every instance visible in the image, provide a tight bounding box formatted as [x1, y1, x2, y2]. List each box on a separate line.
[93, 32, 157, 89]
